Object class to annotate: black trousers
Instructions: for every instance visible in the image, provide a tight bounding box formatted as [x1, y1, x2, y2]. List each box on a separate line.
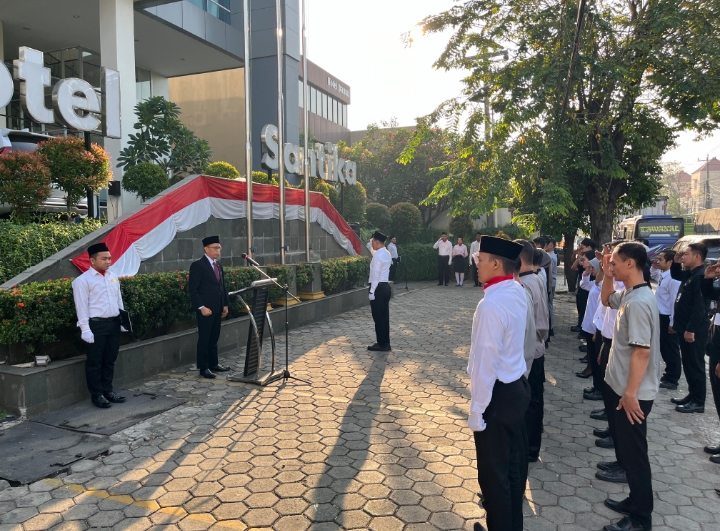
[473, 377, 531, 531]
[586, 331, 601, 391]
[608, 388, 654, 529]
[679, 326, 709, 405]
[196, 311, 222, 371]
[437, 256, 450, 285]
[525, 356, 545, 459]
[389, 258, 398, 282]
[708, 325, 720, 427]
[659, 314, 682, 385]
[86, 319, 121, 398]
[599, 336, 618, 454]
[576, 287, 589, 326]
[370, 282, 391, 346]
[472, 261, 479, 286]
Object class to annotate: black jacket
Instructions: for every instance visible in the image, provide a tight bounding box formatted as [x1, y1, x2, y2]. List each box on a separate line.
[188, 256, 229, 314]
[671, 263, 710, 334]
[701, 277, 720, 353]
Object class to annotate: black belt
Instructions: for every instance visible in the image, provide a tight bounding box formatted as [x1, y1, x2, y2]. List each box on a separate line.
[90, 315, 120, 322]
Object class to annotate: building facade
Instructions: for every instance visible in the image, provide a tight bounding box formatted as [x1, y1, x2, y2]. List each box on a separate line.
[689, 158, 720, 214]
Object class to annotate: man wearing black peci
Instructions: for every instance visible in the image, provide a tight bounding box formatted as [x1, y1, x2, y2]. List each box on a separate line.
[189, 236, 230, 379]
[368, 231, 393, 352]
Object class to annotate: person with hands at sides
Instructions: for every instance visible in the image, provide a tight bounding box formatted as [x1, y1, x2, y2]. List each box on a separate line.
[470, 232, 482, 286]
[649, 251, 682, 390]
[599, 243, 661, 531]
[700, 263, 720, 464]
[452, 237, 469, 286]
[387, 236, 399, 281]
[433, 232, 453, 286]
[669, 243, 710, 413]
[367, 231, 393, 352]
[189, 236, 230, 380]
[468, 236, 530, 531]
[72, 242, 128, 409]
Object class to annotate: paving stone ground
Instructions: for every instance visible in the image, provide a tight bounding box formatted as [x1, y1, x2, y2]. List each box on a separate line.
[1, 279, 719, 531]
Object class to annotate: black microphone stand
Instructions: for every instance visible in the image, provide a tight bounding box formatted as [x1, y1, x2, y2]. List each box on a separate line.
[397, 247, 410, 291]
[244, 257, 310, 386]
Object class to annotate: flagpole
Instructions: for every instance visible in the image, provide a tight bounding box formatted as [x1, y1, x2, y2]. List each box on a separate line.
[275, 0, 286, 265]
[243, 0, 253, 258]
[302, 0, 311, 262]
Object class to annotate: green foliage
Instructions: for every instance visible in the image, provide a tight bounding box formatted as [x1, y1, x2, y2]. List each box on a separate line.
[395, 243, 441, 281]
[661, 162, 690, 217]
[476, 224, 530, 241]
[321, 256, 371, 294]
[122, 163, 170, 202]
[365, 203, 392, 233]
[205, 161, 240, 180]
[249, 170, 278, 186]
[330, 181, 367, 225]
[390, 202, 422, 240]
[0, 151, 51, 221]
[448, 214, 474, 240]
[117, 96, 211, 181]
[295, 262, 316, 290]
[36, 136, 111, 217]
[0, 219, 104, 284]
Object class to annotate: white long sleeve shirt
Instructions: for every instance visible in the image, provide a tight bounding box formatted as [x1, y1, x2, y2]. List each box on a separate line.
[470, 239, 481, 257]
[601, 280, 625, 338]
[433, 239, 453, 258]
[387, 242, 398, 259]
[467, 279, 528, 432]
[521, 284, 537, 378]
[582, 281, 602, 335]
[652, 268, 680, 325]
[520, 272, 549, 358]
[72, 267, 124, 334]
[368, 247, 392, 295]
[452, 244, 468, 258]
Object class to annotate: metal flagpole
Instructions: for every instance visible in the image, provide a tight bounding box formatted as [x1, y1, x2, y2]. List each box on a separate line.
[302, 0, 311, 262]
[275, 0, 286, 264]
[243, 0, 253, 258]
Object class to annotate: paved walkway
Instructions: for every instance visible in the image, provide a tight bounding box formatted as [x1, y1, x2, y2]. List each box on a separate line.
[1, 282, 719, 531]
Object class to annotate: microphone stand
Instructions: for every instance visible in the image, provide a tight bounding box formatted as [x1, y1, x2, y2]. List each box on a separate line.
[244, 258, 310, 386]
[397, 246, 409, 291]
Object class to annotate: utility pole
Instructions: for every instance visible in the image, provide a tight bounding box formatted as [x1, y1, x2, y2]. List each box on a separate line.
[699, 155, 711, 210]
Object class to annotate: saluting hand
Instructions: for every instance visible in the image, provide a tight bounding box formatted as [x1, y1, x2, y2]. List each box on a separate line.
[618, 393, 645, 425]
[705, 264, 720, 279]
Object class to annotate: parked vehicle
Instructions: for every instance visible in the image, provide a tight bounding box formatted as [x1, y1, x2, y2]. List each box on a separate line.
[671, 235, 720, 264]
[0, 129, 88, 216]
[616, 215, 684, 258]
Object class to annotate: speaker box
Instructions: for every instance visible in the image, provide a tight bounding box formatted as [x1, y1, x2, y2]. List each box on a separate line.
[108, 181, 121, 196]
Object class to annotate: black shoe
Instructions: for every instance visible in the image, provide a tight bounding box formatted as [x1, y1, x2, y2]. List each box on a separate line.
[710, 455, 720, 464]
[576, 370, 592, 379]
[92, 395, 111, 409]
[571, 325, 582, 333]
[584, 389, 603, 401]
[603, 516, 649, 531]
[604, 498, 632, 516]
[379, 344, 392, 352]
[675, 402, 704, 413]
[579, 345, 587, 352]
[584, 386, 595, 393]
[210, 365, 230, 372]
[445, 283, 449, 286]
[595, 436, 615, 449]
[594, 427, 611, 438]
[658, 381, 678, 390]
[671, 394, 691, 405]
[367, 343, 382, 351]
[704, 444, 720, 455]
[597, 460, 621, 472]
[590, 409, 608, 421]
[199, 369, 217, 379]
[595, 467, 627, 483]
[437, 282, 443, 285]
[103, 392, 126, 403]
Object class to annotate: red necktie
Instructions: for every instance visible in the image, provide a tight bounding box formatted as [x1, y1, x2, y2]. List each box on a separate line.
[213, 261, 220, 281]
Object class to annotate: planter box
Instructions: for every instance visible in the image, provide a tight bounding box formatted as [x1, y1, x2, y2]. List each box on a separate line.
[0, 287, 370, 418]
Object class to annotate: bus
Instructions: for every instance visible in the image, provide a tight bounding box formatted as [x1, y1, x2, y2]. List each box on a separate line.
[616, 215, 684, 257]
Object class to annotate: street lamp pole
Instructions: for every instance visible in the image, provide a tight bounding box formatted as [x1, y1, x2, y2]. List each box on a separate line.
[275, 0, 286, 264]
[302, 0, 311, 262]
[243, 0, 254, 258]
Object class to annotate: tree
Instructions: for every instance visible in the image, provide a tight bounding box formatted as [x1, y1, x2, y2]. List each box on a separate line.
[330, 181, 367, 225]
[122, 163, 169, 202]
[365, 203, 392, 233]
[117, 96, 211, 182]
[390, 202, 422, 241]
[205, 161, 239, 179]
[0, 151, 51, 220]
[36, 136, 112, 218]
[661, 162, 690, 217]
[449, 213, 474, 240]
[408, 0, 720, 246]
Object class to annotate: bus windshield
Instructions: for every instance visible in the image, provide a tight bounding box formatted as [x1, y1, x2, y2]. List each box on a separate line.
[636, 220, 682, 239]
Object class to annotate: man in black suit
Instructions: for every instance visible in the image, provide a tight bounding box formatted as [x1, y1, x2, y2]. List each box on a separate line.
[189, 236, 230, 379]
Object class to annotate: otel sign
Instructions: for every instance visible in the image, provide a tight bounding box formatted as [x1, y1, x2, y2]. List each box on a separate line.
[0, 47, 121, 138]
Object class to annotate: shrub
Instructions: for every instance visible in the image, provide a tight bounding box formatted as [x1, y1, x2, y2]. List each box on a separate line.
[321, 256, 370, 294]
[205, 161, 239, 179]
[390, 202, 422, 240]
[122, 162, 169, 201]
[295, 262, 316, 290]
[0, 151, 52, 220]
[330, 181, 367, 225]
[449, 213, 474, 240]
[365, 203, 392, 233]
[394, 243, 440, 281]
[249, 170, 278, 186]
[0, 219, 105, 284]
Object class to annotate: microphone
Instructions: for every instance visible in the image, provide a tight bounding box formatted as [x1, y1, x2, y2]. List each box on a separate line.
[241, 253, 261, 267]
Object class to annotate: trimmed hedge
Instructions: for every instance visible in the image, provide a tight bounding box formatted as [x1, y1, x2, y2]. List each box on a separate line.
[321, 256, 371, 294]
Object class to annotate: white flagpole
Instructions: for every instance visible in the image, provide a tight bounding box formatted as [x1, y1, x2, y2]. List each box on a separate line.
[302, 0, 310, 262]
[275, 0, 286, 265]
[243, 0, 253, 258]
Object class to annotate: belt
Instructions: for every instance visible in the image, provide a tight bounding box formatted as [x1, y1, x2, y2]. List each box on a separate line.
[90, 315, 120, 322]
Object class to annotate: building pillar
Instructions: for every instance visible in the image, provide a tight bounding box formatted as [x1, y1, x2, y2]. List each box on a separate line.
[0, 19, 6, 129]
[151, 71, 169, 100]
[99, 0, 138, 220]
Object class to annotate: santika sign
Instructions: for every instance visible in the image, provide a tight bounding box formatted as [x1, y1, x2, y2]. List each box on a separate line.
[260, 124, 357, 185]
[0, 47, 121, 139]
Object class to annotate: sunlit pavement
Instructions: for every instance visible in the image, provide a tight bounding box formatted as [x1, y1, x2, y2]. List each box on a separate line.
[1, 282, 719, 531]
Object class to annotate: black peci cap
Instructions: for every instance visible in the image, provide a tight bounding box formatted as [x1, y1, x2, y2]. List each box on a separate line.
[202, 236, 220, 247]
[372, 231, 387, 243]
[479, 236, 523, 260]
[87, 242, 109, 257]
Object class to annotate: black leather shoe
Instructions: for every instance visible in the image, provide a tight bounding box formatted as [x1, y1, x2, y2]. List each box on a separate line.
[595, 467, 627, 483]
[571, 325, 582, 333]
[596, 436, 615, 449]
[199, 369, 217, 379]
[602, 516, 650, 531]
[704, 444, 720, 455]
[92, 395, 111, 409]
[576, 370, 592, 378]
[658, 381, 678, 390]
[378, 344, 392, 351]
[597, 460, 621, 472]
[585, 386, 595, 393]
[367, 343, 382, 351]
[671, 394, 691, 405]
[584, 389, 603, 401]
[210, 365, 230, 372]
[590, 409, 608, 421]
[594, 427, 611, 438]
[604, 498, 632, 516]
[103, 392, 126, 403]
[675, 402, 704, 413]
[710, 455, 720, 464]
[579, 345, 587, 352]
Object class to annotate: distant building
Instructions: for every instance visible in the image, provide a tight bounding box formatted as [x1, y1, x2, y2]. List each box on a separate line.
[689, 157, 720, 213]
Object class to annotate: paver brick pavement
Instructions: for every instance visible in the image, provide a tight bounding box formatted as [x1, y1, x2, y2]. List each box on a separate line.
[1, 281, 719, 530]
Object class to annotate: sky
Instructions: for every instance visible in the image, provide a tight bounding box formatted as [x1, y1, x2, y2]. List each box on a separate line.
[305, 0, 719, 176]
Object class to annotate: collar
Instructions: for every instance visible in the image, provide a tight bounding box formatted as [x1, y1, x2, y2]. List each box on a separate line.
[660, 269, 671, 279]
[629, 283, 650, 291]
[90, 267, 106, 277]
[519, 271, 534, 277]
[483, 274, 514, 289]
[205, 254, 216, 265]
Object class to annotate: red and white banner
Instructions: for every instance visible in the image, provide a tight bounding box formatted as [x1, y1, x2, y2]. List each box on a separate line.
[71, 176, 361, 277]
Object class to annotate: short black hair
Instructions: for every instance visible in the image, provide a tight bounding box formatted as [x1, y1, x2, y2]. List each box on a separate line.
[390, 235, 395, 239]
[441, 232, 447, 235]
[615, 242, 648, 270]
[514, 239, 535, 265]
[489, 253, 519, 275]
[581, 238, 597, 250]
[533, 248, 543, 266]
[688, 242, 708, 261]
[476, 232, 482, 235]
[583, 250, 595, 261]
[545, 237, 556, 246]
[533, 236, 547, 247]
[660, 249, 676, 262]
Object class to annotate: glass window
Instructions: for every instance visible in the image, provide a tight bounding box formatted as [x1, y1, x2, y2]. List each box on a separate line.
[82, 49, 102, 88]
[322, 93, 328, 119]
[333, 98, 338, 124]
[339, 103, 344, 127]
[311, 87, 317, 114]
[316, 88, 322, 116]
[136, 67, 152, 103]
[344, 105, 348, 128]
[299, 80, 304, 108]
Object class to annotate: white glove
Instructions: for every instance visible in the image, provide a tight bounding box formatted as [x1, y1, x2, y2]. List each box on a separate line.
[81, 330, 94, 344]
[369, 293, 375, 301]
[121, 326, 128, 333]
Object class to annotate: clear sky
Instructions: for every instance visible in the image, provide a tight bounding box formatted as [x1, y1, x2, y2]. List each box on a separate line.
[305, 0, 719, 175]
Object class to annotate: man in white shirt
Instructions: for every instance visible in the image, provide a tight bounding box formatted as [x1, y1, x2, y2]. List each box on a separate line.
[544, 237, 558, 334]
[72, 242, 127, 409]
[470, 232, 482, 286]
[387, 236, 399, 282]
[433, 232, 453, 286]
[368, 231, 393, 352]
[650, 250, 682, 390]
[468, 236, 529, 531]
